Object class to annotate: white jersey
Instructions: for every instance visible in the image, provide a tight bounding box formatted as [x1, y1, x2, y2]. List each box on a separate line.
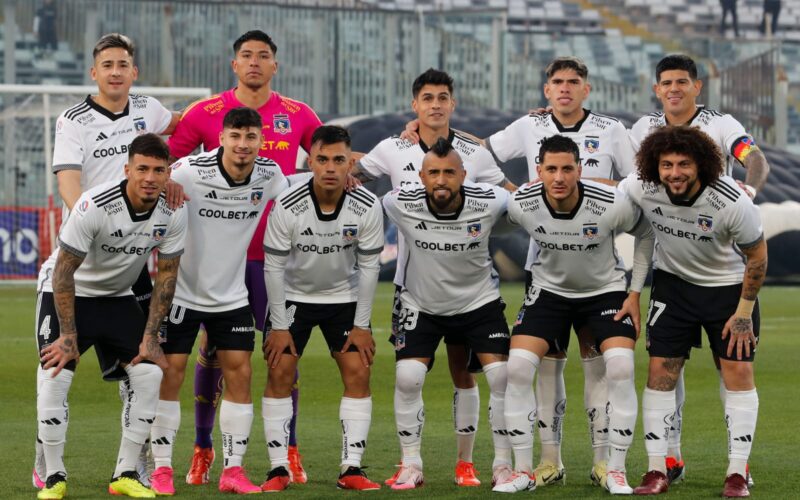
[507, 180, 643, 298]
[170, 148, 291, 313]
[53, 94, 173, 190]
[263, 181, 384, 327]
[359, 130, 506, 286]
[629, 106, 754, 177]
[383, 183, 508, 316]
[38, 180, 187, 297]
[618, 173, 763, 286]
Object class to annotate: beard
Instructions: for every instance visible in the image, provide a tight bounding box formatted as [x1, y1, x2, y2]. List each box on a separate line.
[429, 188, 458, 211]
[663, 177, 698, 202]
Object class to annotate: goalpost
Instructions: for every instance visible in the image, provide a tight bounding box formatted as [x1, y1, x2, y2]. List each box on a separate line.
[0, 84, 211, 281]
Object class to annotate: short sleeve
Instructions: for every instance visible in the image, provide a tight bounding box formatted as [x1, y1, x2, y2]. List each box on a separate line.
[168, 106, 204, 158]
[729, 196, 763, 248]
[168, 159, 195, 200]
[357, 200, 385, 255]
[611, 122, 636, 177]
[298, 104, 323, 153]
[52, 115, 85, 173]
[486, 115, 529, 163]
[381, 188, 401, 224]
[263, 202, 293, 255]
[359, 140, 393, 179]
[58, 194, 100, 256]
[149, 97, 173, 135]
[616, 173, 641, 203]
[628, 117, 650, 152]
[613, 188, 642, 234]
[471, 148, 506, 185]
[158, 206, 187, 258]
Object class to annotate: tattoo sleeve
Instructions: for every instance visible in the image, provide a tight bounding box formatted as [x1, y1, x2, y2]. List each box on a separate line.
[143, 255, 181, 338]
[52, 249, 85, 337]
[740, 239, 768, 301]
[743, 150, 770, 192]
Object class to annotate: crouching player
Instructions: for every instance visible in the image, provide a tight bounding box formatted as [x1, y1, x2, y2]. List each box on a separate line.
[499, 135, 653, 494]
[261, 126, 384, 491]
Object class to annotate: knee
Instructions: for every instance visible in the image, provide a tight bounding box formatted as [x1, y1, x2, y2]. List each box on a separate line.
[126, 363, 163, 390]
[395, 359, 427, 398]
[342, 365, 371, 397]
[482, 361, 507, 395]
[603, 348, 634, 383]
[506, 352, 537, 387]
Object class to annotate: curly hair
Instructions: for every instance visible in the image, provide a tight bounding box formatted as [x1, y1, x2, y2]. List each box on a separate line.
[635, 126, 723, 186]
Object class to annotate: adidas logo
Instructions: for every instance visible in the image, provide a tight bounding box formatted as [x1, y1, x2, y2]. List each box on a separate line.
[535, 226, 547, 234]
[301, 227, 314, 236]
[95, 132, 108, 141]
[734, 434, 753, 442]
[415, 221, 427, 230]
[397, 430, 413, 437]
[204, 190, 218, 199]
[537, 421, 547, 429]
[613, 428, 633, 437]
[652, 206, 663, 216]
[152, 437, 171, 446]
[110, 229, 123, 237]
[267, 440, 282, 448]
[644, 432, 660, 440]
[403, 163, 415, 172]
[457, 426, 476, 434]
[39, 418, 62, 425]
[349, 440, 367, 449]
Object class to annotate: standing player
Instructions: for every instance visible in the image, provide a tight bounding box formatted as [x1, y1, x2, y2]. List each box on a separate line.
[260, 126, 383, 492]
[33, 32, 179, 490]
[484, 56, 637, 486]
[498, 135, 653, 494]
[35, 134, 186, 500]
[353, 68, 513, 487]
[629, 54, 770, 485]
[618, 126, 765, 498]
[382, 138, 512, 490]
[167, 30, 321, 485]
[148, 108, 308, 495]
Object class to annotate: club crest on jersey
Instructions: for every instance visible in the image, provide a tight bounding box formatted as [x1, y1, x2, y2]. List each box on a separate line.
[152, 225, 167, 241]
[342, 225, 358, 241]
[582, 224, 599, 239]
[467, 222, 481, 238]
[273, 114, 292, 135]
[697, 215, 713, 232]
[584, 138, 600, 153]
[134, 117, 147, 134]
[251, 188, 264, 205]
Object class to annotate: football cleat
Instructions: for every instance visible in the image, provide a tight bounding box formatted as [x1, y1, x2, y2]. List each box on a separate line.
[534, 460, 566, 486]
[632, 470, 669, 495]
[109, 470, 156, 498]
[454, 460, 480, 486]
[260, 466, 291, 493]
[384, 463, 402, 486]
[591, 460, 608, 487]
[722, 473, 750, 498]
[745, 464, 753, 488]
[218, 466, 261, 494]
[390, 463, 424, 490]
[605, 470, 633, 495]
[337, 466, 381, 490]
[150, 466, 175, 496]
[492, 464, 514, 487]
[37, 473, 67, 500]
[136, 442, 154, 488]
[33, 447, 47, 489]
[186, 445, 214, 485]
[287, 445, 307, 484]
[665, 456, 685, 484]
[491, 470, 536, 493]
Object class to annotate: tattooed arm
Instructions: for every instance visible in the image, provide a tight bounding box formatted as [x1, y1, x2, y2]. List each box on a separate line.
[41, 249, 85, 376]
[742, 149, 770, 194]
[722, 238, 768, 360]
[130, 255, 181, 369]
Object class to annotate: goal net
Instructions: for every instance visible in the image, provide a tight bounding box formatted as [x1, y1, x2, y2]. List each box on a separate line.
[0, 84, 211, 280]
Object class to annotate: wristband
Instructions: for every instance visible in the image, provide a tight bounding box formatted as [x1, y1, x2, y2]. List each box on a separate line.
[735, 298, 755, 317]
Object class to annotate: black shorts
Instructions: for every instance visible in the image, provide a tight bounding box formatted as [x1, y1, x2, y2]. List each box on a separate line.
[162, 304, 254, 354]
[646, 270, 760, 361]
[131, 264, 153, 305]
[36, 292, 144, 381]
[512, 286, 636, 353]
[394, 298, 510, 362]
[265, 301, 361, 357]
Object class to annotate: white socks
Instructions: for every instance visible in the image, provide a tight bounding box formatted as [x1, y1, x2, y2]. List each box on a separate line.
[340, 396, 372, 468]
[483, 361, 512, 469]
[642, 388, 675, 473]
[603, 348, 636, 472]
[453, 386, 479, 463]
[220, 400, 253, 469]
[37, 367, 74, 479]
[263, 397, 292, 469]
[725, 389, 758, 477]
[536, 356, 566, 466]
[394, 360, 427, 468]
[667, 367, 685, 460]
[504, 349, 540, 473]
[151, 400, 181, 469]
[582, 355, 609, 465]
[116, 363, 163, 477]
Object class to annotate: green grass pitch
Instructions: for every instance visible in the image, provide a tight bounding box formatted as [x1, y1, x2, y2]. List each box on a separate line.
[1, 283, 797, 499]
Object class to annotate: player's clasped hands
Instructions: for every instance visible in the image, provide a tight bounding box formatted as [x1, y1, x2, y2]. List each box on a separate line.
[40, 334, 80, 377]
[342, 326, 376, 367]
[263, 329, 297, 368]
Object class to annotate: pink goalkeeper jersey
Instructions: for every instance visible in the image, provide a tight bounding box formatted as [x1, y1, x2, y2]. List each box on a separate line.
[168, 88, 322, 259]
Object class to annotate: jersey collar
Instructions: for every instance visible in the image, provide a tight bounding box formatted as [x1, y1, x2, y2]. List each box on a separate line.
[667, 182, 707, 207]
[541, 181, 584, 220]
[307, 178, 347, 221]
[216, 148, 253, 187]
[418, 129, 455, 154]
[119, 179, 158, 222]
[426, 186, 465, 220]
[665, 105, 703, 126]
[84, 95, 130, 121]
[550, 109, 591, 132]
